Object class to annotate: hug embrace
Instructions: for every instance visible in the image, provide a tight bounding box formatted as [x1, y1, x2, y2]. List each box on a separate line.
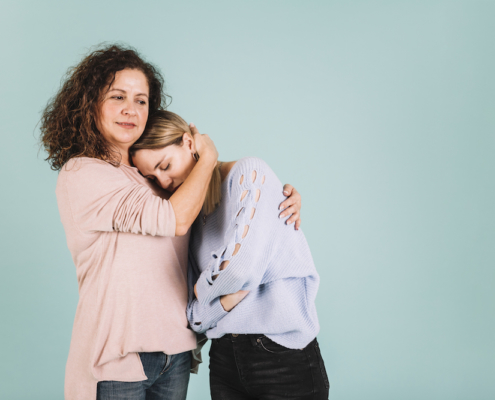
[40, 44, 329, 400]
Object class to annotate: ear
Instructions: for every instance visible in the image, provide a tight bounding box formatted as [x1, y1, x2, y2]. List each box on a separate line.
[182, 132, 196, 153]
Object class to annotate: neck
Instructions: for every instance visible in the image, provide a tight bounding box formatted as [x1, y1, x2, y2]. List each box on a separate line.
[120, 153, 131, 166]
[218, 161, 237, 182]
[110, 143, 132, 167]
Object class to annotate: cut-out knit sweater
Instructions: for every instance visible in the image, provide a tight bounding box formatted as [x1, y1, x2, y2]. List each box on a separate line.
[187, 157, 320, 349]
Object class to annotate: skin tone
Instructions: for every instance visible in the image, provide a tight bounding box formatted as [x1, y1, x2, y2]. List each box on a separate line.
[96, 68, 219, 235]
[132, 133, 198, 193]
[97, 69, 149, 166]
[132, 143, 303, 311]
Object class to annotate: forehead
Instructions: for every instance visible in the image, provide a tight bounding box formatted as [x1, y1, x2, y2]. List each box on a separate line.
[133, 146, 180, 170]
[111, 69, 149, 93]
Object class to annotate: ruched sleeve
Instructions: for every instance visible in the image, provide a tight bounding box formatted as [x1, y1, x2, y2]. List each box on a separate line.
[60, 158, 176, 237]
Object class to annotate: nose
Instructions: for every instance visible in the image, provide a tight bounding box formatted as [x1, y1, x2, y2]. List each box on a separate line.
[156, 176, 173, 191]
[122, 99, 137, 116]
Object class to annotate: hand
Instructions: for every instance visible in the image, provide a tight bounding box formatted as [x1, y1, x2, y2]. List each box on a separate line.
[189, 123, 218, 165]
[279, 184, 302, 230]
[220, 290, 249, 312]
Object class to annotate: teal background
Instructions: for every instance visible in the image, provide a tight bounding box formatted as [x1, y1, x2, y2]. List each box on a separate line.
[1, 1, 494, 399]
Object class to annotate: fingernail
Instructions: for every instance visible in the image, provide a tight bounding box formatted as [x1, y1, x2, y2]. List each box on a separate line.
[279, 213, 285, 219]
[279, 205, 283, 210]
[190, 122, 195, 127]
[283, 190, 289, 195]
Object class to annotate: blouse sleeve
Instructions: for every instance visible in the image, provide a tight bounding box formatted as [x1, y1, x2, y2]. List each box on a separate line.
[60, 158, 176, 237]
[194, 158, 276, 306]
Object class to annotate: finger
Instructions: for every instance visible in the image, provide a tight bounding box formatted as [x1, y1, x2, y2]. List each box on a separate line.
[189, 122, 200, 136]
[279, 198, 295, 210]
[285, 211, 300, 226]
[282, 184, 293, 197]
[279, 204, 298, 219]
[295, 218, 301, 230]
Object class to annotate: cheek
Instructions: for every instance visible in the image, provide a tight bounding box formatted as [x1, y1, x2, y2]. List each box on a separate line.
[138, 102, 149, 116]
[99, 104, 115, 127]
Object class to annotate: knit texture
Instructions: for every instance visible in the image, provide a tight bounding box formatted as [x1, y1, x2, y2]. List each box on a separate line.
[187, 157, 320, 349]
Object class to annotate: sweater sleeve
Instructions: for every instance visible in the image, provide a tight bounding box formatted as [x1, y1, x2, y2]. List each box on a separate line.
[60, 158, 176, 237]
[186, 248, 228, 333]
[195, 158, 276, 306]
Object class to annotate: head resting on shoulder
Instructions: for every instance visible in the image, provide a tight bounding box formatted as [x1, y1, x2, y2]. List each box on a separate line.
[130, 110, 222, 215]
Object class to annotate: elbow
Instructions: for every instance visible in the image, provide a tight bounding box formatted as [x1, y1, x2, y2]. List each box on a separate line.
[191, 322, 205, 333]
[175, 223, 190, 237]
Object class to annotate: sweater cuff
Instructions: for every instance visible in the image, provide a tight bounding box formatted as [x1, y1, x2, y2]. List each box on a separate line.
[191, 297, 229, 332]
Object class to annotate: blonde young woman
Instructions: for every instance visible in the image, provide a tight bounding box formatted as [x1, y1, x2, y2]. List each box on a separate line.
[131, 111, 329, 400]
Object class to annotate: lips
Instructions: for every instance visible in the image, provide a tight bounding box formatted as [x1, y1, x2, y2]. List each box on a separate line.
[116, 122, 136, 129]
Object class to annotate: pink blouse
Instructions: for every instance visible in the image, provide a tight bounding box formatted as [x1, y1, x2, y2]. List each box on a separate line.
[56, 157, 197, 400]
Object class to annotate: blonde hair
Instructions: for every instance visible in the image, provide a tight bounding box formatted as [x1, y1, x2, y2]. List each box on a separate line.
[130, 110, 222, 215]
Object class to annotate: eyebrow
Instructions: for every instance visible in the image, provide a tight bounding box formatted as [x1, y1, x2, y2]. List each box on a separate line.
[108, 88, 149, 98]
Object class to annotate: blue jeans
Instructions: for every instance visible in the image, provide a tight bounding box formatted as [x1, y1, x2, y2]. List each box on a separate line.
[209, 334, 329, 400]
[96, 351, 191, 400]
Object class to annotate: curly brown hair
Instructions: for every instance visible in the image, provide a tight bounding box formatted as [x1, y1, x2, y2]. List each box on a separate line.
[40, 44, 168, 170]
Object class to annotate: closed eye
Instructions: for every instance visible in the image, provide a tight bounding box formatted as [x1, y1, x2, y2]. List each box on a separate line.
[160, 164, 170, 172]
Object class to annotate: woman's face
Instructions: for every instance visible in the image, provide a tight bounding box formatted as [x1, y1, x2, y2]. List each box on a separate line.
[132, 134, 196, 193]
[97, 68, 149, 151]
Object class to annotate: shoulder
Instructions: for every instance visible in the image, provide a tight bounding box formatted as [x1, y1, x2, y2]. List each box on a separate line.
[59, 157, 123, 178]
[58, 157, 130, 193]
[228, 157, 272, 180]
[226, 157, 279, 197]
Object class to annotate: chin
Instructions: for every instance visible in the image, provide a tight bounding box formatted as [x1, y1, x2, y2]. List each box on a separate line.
[119, 133, 141, 144]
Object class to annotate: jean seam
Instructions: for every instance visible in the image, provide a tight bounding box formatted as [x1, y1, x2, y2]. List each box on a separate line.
[303, 343, 316, 397]
[314, 342, 330, 390]
[259, 339, 276, 354]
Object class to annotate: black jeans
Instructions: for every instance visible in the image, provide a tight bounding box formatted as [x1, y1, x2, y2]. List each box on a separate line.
[209, 334, 329, 400]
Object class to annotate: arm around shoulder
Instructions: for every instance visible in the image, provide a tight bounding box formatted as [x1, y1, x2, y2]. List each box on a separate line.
[59, 158, 176, 236]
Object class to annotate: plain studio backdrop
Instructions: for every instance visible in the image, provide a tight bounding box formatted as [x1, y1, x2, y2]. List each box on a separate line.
[0, 1, 494, 399]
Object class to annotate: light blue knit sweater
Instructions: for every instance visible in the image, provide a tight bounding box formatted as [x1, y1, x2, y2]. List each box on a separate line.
[186, 157, 320, 349]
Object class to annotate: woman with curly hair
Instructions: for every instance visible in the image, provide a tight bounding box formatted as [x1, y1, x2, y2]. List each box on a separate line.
[40, 44, 303, 400]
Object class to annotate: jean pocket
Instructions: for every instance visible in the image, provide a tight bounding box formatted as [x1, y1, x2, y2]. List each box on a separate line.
[258, 336, 297, 354]
[314, 341, 330, 389]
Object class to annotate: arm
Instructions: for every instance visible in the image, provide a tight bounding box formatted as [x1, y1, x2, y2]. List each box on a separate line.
[200, 184, 302, 312]
[62, 125, 217, 237]
[194, 158, 279, 305]
[189, 161, 301, 324]
[169, 125, 218, 235]
[62, 158, 177, 236]
[187, 250, 229, 333]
